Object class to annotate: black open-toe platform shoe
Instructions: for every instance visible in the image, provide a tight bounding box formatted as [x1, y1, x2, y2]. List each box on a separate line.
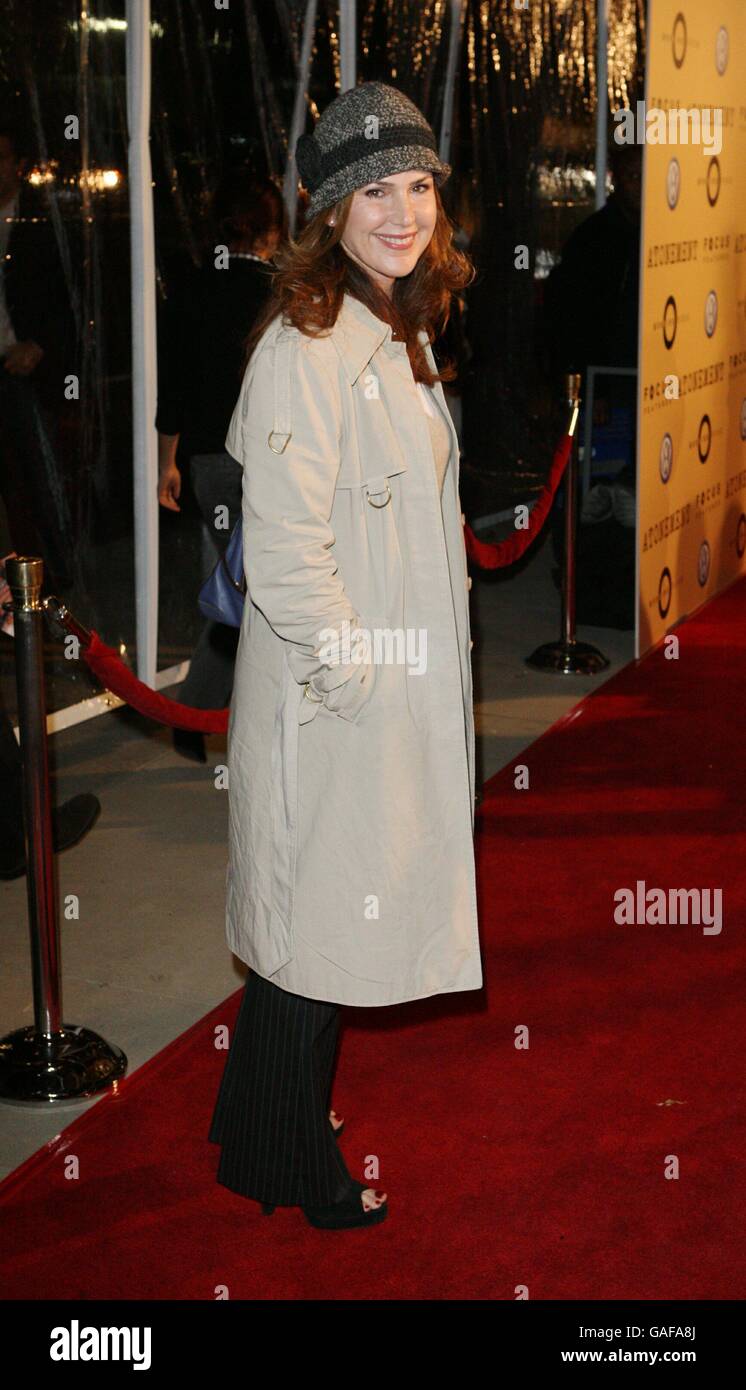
[302, 1178, 387, 1230]
[261, 1179, 387, 1229]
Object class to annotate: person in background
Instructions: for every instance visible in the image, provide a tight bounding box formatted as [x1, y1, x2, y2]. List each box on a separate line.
[0, 115, 77, 591]
[542, 139, 641, 629]
[544, 138, 641, 388]
[156, 170, 286, 761]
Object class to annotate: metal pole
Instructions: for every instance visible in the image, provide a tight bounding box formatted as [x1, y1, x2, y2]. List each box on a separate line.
[525, 377, 610, 675]
[283, 0, 319, 237]
[339, 0, 356, 93]
[440, 0, 464, 165]
[126, 0, 159, 687]
[562, 374, 580, 647]
[7, 558, 60, 1037]
[0, 557, 126, 1106]
[582, 365, 596, 499]
[595, 0, 609, 210]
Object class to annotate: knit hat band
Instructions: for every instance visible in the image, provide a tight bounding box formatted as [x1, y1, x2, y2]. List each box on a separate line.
[295, 81, 451, 218]
[297, 122, 439, 193]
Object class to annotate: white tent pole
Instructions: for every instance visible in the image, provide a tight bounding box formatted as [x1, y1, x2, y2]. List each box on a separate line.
[339, 0, 356, 93]
[595, 0, 609, 209]
[440, 0, 465, 164]
[126, 0, 159, 686]
[284, 0, 319, 237]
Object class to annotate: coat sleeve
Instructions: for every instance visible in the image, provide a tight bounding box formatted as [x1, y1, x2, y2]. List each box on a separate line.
[225, 331, 377, 724]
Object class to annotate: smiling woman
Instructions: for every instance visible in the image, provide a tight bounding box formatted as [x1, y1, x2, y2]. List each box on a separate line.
[209, 81, 480, 1234]
[242, 88, 472, 386]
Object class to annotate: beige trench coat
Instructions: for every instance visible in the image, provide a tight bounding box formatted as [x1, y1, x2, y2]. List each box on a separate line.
[223, 292, 483, 1006]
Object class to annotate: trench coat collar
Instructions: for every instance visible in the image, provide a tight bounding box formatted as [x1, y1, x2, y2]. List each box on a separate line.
[331, 293, 431, 384]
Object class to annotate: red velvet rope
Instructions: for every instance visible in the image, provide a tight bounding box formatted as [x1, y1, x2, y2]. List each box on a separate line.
[464, 433, 572, 570]
[79, 433, 572, 733]
[84, 631, 229, 733]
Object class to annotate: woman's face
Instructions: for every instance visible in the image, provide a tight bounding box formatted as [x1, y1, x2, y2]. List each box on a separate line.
[334, 168, 437, 296]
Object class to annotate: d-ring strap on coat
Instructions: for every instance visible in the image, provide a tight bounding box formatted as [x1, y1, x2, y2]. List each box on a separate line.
[267, 332, 294, 455]
[366, 480, 392, 507]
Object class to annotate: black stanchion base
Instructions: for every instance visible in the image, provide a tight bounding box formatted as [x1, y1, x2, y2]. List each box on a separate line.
[0, 1024, 127, 1105]
[525, 639, 610, 675]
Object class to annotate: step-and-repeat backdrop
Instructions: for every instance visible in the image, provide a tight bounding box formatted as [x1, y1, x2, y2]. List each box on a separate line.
[638, 1, 746, 655]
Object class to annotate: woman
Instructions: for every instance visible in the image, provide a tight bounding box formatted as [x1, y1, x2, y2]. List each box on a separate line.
[209, 82, 483, 1231]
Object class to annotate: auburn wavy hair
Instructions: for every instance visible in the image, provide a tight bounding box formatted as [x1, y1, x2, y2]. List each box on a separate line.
[242, 181, 474, 386]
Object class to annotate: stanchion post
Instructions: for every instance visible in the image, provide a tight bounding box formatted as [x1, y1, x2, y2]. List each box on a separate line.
[0, 556, 127, 1106]
[526, 376, 610, 675]
[7, 558, 61, 1036]
[562, 373, 581, 649]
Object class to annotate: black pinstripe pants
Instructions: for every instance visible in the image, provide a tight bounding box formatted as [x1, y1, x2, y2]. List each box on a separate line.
[208, 968, 356, 1207]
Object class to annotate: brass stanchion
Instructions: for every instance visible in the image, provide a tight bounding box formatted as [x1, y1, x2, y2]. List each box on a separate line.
[0, 557, 126, 1105]
[526, 374, 610, 675]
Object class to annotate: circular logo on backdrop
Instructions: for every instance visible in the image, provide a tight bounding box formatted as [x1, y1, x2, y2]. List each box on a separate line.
[741, 398, 746, 441]
[659, 433, 673, 483]
[666, 158, 681, 209]
[737, 515, 746, 559]
[706, 157, 721, 207]
[658, 567, 672, 619]
[663, 296, 678, 349]
[715, 26, 729, 75]
[704, 290, 718, 337]
[672, 13, 687, 67]
[698, 415, 712, 464]
[698, 541, 711, 588]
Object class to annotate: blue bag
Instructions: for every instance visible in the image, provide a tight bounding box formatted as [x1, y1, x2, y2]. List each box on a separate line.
[198, 517, 246, 627]
[197, 332, 294, 629]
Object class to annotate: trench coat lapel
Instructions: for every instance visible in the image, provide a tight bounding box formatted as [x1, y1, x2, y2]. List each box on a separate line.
[334, 296, 462, 491]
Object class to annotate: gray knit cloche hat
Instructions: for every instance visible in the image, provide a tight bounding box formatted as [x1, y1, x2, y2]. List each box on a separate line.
[295, 81, 451, 219]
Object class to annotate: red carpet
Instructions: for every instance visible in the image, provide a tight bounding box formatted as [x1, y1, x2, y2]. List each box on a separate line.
[2, 577, 746, 1300]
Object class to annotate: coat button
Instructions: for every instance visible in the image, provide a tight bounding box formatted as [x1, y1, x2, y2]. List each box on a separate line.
[467, 576, 472, 590]
[469, 639, 474, 650]
[461, 512, 466, 526]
